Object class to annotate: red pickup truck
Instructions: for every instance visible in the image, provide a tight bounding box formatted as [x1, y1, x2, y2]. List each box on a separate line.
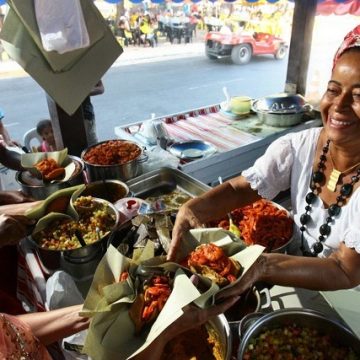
[205, 31, 288, 65]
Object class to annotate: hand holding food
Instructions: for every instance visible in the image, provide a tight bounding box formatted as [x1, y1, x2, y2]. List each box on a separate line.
[0, 190, 35, 205]
[168, 202, 205, 261]
[0, 213, 35, 247]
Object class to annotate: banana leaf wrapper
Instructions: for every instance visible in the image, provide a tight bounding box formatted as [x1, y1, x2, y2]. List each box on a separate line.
[80, 228, 264, 360]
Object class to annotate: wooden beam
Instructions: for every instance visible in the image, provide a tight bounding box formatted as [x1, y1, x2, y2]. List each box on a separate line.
[285, 0, 318, 95]
[47, 96, 88, 157]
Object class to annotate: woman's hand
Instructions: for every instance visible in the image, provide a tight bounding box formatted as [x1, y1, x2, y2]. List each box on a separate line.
[216, 256, 266, 302]
[167, 202, 204, 261]
[0, 190, 35, 205]
[0, 214, 35, 247]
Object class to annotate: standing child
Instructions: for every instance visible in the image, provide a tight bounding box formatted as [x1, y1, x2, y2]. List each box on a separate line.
[36, 120, 56, 152]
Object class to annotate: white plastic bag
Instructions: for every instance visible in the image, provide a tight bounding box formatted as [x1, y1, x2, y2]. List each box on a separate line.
[142, 146, 180, 173]
[46, 271, 88, 359]
[34, 0, 90, 54]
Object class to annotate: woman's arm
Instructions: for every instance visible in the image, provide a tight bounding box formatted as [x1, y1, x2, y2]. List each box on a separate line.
[17, 305, 90, 346]
[168, 176, 260, 260]
[217, 243, 360, 300]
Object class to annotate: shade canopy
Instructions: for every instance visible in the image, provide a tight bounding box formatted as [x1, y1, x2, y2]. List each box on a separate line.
[102, 0, 360, 14]
[316, 0, 360, 15]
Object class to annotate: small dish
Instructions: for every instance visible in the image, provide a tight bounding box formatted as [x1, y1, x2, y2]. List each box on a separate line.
[168, 140, 217, 160]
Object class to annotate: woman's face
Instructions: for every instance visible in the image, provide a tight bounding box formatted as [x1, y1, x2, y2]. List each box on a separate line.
[320, 50, 360, 146]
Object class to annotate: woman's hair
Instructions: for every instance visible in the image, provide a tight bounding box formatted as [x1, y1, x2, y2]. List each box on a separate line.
[36, 119, 52, 136]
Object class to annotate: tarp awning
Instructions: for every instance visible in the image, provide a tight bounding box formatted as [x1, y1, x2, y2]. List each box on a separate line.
[101, 0, 360, 14]
[316, 0, 360, 16]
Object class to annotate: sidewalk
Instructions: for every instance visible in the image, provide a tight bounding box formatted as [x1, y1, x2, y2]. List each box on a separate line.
[0, 36, 205, 79]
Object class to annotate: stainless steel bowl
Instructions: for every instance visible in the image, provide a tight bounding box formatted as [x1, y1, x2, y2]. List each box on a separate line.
[210, 314, 232, 360]
[29, 198, 120, 273]
[237, 308, 360, 359]
[16, 155, 85, 200]
[81, 179, 129, 204]
[81, 140, 147, 182]
[254, 111, 306, 127]
[253, 93, 311, 114]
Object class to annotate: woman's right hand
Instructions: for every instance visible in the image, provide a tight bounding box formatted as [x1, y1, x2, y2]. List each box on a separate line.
[0, 214, 35, 247]
[167, 202, 204, 261]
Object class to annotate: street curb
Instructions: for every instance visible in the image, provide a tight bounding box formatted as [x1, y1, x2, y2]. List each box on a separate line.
[0, 42, 205, 78]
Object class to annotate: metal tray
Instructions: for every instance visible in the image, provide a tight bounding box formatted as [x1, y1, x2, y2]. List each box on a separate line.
[126, 167, 211, 199]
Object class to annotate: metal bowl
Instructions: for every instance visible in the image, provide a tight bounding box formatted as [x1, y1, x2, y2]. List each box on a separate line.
[16, 155, 85, 200]
[168, 140, 217, 161]
[252, 93, 311, 114]
[29, 198, 120, 272]
[254, 111, 305, 127]
[209, 314, 233, 360]
[81, 140, 147, 182]
[81, 180, 129, 204]
[237, 308, 360, 359]
[167, 315, 232, 360]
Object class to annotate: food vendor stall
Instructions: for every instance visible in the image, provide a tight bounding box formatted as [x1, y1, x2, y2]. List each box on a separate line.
[114, 104, 322, 185]
[2, 0, 360, 359]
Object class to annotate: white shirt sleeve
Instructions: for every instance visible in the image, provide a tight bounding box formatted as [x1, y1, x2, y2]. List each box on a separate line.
[242, 133, 296, 200]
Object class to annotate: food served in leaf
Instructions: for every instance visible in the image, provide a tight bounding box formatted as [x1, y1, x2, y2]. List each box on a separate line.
[35, 158, 65, 181]
[129, 274, 173, 334]
[212, 199, 293, 251]
[183, 243, 242, 287]
[34, 196, 116, 251]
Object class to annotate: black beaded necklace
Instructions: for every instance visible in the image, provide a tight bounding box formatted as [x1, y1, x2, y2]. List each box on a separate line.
[300, 139, 360, 256]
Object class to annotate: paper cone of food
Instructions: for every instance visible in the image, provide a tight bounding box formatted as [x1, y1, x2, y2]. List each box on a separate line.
[81, 228, 264, 360]
[25, 184, 84, 220]
[21, 148, 76, 182]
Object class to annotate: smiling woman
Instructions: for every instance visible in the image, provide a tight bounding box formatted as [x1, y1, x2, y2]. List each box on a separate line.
[169, 25, 360, 298]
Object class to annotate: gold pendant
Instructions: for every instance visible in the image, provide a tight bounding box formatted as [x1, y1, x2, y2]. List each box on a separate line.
[327, 168, 342, 192]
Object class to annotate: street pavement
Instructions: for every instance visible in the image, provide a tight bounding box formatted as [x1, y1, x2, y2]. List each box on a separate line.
[0, 34, 206, 78]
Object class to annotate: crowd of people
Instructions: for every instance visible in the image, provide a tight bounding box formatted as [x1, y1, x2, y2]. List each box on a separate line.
[1, 20, 360, 359]
[106, 2, 293, 48]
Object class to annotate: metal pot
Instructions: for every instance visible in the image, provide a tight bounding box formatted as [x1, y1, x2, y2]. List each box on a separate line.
[81, 179, 130, 204]
[254, 111, 306, 127]
[28, 198, 120, 274]
[16, 155, 85, 200]
[81, 140, 148, 182]
[237, 308, 360, 359]
[253, 93, 311, 114]
[209, 314, 233, 360]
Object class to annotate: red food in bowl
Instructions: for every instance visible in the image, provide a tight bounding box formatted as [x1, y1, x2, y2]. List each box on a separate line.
[211, 199, 293, 252]
[83, 140, 141, 166]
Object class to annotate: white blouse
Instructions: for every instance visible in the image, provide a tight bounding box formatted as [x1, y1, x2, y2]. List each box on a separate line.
[242, 127, 360, 257]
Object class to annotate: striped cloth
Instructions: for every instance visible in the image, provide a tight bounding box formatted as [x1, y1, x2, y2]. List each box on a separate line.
[163, 109, 259, 152]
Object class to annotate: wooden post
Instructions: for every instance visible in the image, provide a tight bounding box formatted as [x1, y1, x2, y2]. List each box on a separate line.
[47, 95, 88, 157]
[285, 0, 317, 95]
